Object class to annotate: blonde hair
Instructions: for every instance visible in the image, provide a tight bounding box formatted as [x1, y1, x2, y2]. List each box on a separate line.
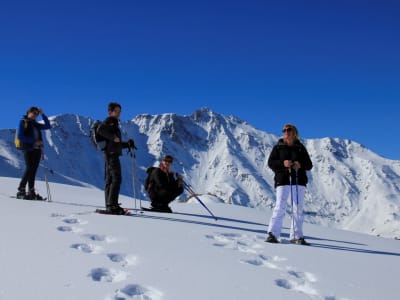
[283, 123, 299, 140]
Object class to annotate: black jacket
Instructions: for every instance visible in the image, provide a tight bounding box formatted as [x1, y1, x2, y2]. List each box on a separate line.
[268, 139, 312, 187]
[97, 117, 129, 156]
[147, 167, 184, 199]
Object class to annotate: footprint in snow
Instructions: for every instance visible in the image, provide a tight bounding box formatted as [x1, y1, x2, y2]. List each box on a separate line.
[111, 284, 163, 300]
[50, 213, 66, 218]
[83, 233, 115, 243]
[57, 226, 82, 233]
[240, 254, 285, 270]
[62, 217, 87, 225]
[107, 253, 138, 267]
[206, 232, 264, 254]
[275, 267, 320, 298]
[89, 267, 128, 283]
[71, 243, 102, 254]
[275, 277, 320, 298]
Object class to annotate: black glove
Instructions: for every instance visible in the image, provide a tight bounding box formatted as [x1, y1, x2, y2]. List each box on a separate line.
[127, 139, 136, 149]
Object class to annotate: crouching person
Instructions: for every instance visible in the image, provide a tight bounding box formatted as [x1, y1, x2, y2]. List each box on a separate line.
[146, 155, 183, 213]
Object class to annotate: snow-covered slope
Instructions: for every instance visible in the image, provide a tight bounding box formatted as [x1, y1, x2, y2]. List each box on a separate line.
[1, 108, 399, 238]
[0, 177, 399, 300]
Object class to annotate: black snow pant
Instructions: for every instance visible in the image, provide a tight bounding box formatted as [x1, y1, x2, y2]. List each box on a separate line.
[150, 188, 182, 208]
[104, 153, 122, 209]
[18, 149, 42, 192]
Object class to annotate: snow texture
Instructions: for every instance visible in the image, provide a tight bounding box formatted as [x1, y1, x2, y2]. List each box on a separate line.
[0, 177, 399, 300]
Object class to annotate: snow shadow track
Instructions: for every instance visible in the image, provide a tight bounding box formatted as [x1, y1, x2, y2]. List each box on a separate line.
[129, 208, 266, 227]
[308, 241, 400, 257]
[128, 212, 266, 235]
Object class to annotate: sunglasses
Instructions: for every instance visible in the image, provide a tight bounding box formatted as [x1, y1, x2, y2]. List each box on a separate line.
[282, 127, 293, 133]
[163, 160, 173, 163]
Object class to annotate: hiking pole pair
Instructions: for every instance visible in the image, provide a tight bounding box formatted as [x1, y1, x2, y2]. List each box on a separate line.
[127, 144, 140, 212]
[289, 167, 299, 237]
[182, 180, 218, 221]
[41, 162, 52, 202]
[39, 148, 52, 202]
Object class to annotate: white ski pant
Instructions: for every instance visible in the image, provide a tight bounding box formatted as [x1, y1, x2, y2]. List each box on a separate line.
[268, 185, 306, 240]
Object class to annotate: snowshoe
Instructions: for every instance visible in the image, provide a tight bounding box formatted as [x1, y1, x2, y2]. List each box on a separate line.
[289, 237, 310, 246]
[24, 191, 46, 201]
[16, 190, 26, 199]
[95, 207, 131, 215]
[265, 232, 279, 243]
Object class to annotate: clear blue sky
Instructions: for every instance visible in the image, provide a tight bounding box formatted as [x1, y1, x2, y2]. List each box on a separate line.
[1, 0, 399, 160]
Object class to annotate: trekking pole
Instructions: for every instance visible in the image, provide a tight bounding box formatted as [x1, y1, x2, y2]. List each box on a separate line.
[128, 145, 139, 213]
[295, 168, 300, 225]
[289, 167, 294, 235]
[182, 180, 218, 221]
[42, 162, 52, 202]
[40, 148, 52, 202]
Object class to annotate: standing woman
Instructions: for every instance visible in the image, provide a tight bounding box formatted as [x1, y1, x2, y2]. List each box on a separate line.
[266, 124, 313, 245]
[16, 106, 51, 200]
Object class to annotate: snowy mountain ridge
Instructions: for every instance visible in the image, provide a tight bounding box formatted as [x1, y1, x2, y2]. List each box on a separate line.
[0, 107, 399, 238]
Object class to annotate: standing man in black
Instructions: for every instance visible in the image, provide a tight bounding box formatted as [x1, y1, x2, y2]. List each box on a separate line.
[97, 102, 135, 214]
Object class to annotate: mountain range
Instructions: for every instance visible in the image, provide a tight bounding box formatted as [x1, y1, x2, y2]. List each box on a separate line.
[1, 107, 399, 239]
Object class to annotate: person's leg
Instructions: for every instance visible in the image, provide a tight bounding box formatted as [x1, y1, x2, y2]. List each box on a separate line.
[105, 155, 122, 209]
[18, 150, 32, 194]
[104, 157, 112, 209]
[290, 185, 305, 240]
[150, 190, 174, 212]
[267, 185, 290, 239]
[27, 149, 42, 193]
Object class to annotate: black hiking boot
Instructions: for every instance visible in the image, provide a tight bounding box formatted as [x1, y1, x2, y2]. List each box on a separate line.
[108, 206, 126, 215]
[150, 203, 173, 213]
[289, 237, 310, 246]
[16, 189, 26, 199]
[25, 190, 45, 201]
[265, 232, 279, 243]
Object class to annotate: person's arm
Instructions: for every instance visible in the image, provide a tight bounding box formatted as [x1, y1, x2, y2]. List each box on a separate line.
[268, 146, 285, 172]
[36, 110, 51, 130]
[300, 145, 313, 171]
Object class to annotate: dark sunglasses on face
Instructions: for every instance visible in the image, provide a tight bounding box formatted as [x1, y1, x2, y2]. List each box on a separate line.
[282, 127, 293, 133]
[163, 159, 173, 163]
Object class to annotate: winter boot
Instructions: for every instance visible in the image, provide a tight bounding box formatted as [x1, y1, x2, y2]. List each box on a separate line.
[150, 202, 173, 213]
[110, 205, 126, 215]
[289, 237, 310, 246]
[265, 232, 279, 243]
[16, 188, 26, 199]
[25, 189, 45, 201]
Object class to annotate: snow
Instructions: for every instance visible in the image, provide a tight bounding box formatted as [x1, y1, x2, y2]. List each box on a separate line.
[1, 176, 399, 300]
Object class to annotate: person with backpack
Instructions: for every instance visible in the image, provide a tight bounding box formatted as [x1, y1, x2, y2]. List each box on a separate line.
[145, 155, 184, 213]
[16, 106, 51, 200]
[97, 102, 135, 215]
[265, 124, 313, 245]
